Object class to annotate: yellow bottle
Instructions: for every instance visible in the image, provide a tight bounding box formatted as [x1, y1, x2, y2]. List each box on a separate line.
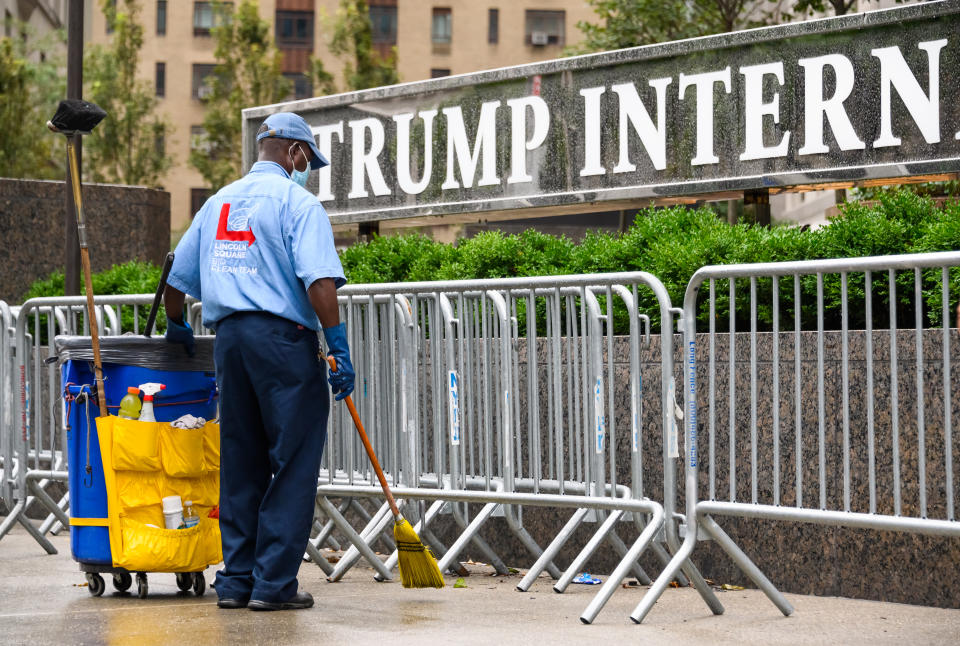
[118, 387, 142, 420]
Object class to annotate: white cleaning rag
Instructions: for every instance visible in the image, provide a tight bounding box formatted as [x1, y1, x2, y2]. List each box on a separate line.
[171, 414, 206, 429]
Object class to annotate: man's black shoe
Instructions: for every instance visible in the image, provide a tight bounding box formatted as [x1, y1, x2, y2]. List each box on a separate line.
[247, 591, 314, 611]
[217, 598, 248, 609]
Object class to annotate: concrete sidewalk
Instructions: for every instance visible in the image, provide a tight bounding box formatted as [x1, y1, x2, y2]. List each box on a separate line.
[1, 526, 958, 646]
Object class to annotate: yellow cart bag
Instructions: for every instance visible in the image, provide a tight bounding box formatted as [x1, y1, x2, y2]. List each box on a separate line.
[92, 415, 222, 572]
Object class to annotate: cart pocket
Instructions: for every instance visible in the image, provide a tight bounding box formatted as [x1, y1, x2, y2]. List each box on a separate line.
[116, 471, 161, 510]
[116, 516, 221, 573]
[159, 473, 218, 509]
[202, 422, 220, 472]
[112, 419, 160, 472]
[159, 425, 205, 478]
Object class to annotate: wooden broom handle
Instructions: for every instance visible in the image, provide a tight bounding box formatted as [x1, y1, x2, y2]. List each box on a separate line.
[326, 355, 400, 517]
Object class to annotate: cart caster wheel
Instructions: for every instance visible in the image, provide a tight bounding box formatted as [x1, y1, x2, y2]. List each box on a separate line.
[176, 572, 193, 592]
[86, 573, 105, 597]
[113, 572, 132, 593]
[136, 573, 148, 599]
[192, 572, 206, 597]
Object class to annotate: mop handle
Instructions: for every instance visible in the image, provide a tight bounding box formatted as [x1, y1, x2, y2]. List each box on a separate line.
[326, 355, 400, 518]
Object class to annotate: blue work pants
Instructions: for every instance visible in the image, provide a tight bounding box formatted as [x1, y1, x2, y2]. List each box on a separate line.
[213, 312, 328, 603]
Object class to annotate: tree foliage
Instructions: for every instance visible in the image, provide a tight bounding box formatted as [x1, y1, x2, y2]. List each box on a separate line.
[190, 0, 291, 191]
[308, 0, 398, 94]
[83, 0, 171, 186]
[569, 0, 774, 53]
[0, 21, 64, 179]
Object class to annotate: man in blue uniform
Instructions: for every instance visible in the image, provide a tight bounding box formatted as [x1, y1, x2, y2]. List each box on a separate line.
[163, 112, 354, 611]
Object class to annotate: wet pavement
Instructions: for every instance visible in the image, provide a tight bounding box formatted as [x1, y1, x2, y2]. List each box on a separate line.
[1, 525, 959, 645]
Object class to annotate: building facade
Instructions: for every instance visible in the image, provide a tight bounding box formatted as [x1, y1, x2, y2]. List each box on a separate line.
[84, 0, 595, 233]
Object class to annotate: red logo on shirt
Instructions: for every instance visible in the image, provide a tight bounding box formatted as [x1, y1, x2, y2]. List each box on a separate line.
[215, 203, 256, 246]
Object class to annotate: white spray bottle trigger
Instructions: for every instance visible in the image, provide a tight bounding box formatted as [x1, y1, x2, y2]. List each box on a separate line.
[137, 383, 166, 422]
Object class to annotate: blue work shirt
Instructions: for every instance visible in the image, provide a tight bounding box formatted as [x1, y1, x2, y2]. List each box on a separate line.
[168, 161, 346, 330]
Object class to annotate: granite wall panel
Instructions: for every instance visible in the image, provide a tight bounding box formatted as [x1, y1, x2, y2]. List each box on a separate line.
[0, 179, 170, 302]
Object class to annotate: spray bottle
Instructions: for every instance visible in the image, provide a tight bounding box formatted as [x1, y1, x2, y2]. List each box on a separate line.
[138, 383, 166, 422]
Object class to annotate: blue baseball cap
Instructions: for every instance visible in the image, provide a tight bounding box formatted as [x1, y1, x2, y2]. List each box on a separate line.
[256, 112, 329, 170]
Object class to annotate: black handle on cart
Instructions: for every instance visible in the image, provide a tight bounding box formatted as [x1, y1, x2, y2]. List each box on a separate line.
[144, 252, 174, 338]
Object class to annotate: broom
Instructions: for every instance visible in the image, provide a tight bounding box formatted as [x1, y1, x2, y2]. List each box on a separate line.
[326, 356, 445, 588]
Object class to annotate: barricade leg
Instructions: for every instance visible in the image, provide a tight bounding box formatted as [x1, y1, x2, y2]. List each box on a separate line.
[304, 541, 335, 576]
[26, 473, 70, 529]
[606, 532, 652, 585]
[554, 510, 624, 593]
[504, 505, 562, 579]
[451, 503, 510, 575]
[38, 491, 70, 536]
[699, 513, 793, 616]
[436, 501, 504, 574]
[579, 506, 663, 624]
[0, 501, 58, 554]
[517, 507, 589, 591]
[327, 500, 394, 580]
[318, 497, 393, 581]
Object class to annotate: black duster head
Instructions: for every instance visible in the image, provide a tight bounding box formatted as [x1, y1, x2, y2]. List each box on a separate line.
[48, 99, 107, 134]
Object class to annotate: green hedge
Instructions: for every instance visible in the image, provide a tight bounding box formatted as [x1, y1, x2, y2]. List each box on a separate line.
[23, 261, 166, 335]
[340, 191, 960, 333]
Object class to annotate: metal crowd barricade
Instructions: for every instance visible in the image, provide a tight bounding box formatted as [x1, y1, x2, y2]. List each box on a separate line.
[655, 250, 960, 625]
[0, 294, 176, 552]
[311, 272, 722, 623]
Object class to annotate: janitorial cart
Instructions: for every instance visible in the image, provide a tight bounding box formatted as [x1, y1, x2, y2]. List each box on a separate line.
[58, 335, 222, 598]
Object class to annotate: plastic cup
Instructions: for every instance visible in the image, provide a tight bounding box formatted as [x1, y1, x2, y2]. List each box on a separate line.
[162, 495, 183, 529]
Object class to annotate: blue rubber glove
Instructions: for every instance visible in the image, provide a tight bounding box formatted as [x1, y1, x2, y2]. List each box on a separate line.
[322, 322, 355, 401]
[165, 316, 195, 357]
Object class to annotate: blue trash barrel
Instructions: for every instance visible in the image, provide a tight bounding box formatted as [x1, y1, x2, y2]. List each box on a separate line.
[56, 336, 217, 567]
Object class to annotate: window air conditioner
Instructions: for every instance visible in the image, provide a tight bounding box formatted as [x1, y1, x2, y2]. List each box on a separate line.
[530, 31, 549, 46]
[197, 85, 213, 99]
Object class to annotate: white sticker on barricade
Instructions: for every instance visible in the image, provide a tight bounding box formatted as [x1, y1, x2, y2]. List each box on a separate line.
[632, 377, 640, 453]
[594, 376, 605, 454]
[448, 370, 461, 446]
[667, 380, 679, 458]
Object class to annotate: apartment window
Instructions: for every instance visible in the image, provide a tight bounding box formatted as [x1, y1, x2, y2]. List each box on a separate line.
[106, 0, 117, 34]
[4, 10, 12, 38]
[157, 1, 167, 35]
[155, 62, 165, 97]
[190, 125, 211, 153]
[370, 2, 397, 45]
[155, 133, 165, 156]
[430, 68, 450, 79]
[276, 10, 313, 48]
[431, 8, 451, 44]
[190, 189, 211, 217]
[284, 73, 313, 100]
[193, 2, 231, 36]
[192, 63, 217, 99]
[525, 10, 564, 46]
[488, 9, 498, 44]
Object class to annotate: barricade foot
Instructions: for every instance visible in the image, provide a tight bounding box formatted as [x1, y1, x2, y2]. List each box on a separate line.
[699, 513, 793, 617]
[518, 507, 588, 591]
[555, 509, 623, 593]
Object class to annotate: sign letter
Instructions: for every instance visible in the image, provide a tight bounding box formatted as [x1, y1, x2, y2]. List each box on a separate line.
[579, 86, 606, 176]
[506, 96, 550, 184]
[312, 122, 343, 201]
[678, 67, 732, 166]
[441, 101, 502, 190]
[798, 54, 864, 155]
[347, 118, 391, 199]
[612, 77, 672, 172]
[739, 62, 790, 161]
[871, 39, 947, 148]
[394, 110, 437, 195]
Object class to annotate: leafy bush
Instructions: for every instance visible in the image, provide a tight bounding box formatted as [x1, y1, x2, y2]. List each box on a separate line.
[23, 261, 164, 335]
[340, 190, 960, 333]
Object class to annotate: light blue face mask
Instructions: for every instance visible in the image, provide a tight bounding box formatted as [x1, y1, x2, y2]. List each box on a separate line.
[289, 144, 310, 187]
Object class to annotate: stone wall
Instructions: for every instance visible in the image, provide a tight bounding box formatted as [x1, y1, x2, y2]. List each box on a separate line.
[417, 329, 960, 608]
[0, 179, 169, 302]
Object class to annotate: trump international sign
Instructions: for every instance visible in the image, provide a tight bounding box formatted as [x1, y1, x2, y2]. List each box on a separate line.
[242, 2, 960, 225]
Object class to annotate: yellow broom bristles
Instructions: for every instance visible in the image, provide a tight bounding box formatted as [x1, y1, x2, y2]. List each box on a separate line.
[394, 517, 445, 589]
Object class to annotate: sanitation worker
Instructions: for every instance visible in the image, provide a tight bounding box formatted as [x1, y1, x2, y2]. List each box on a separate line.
[163, 111, 354, 611]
